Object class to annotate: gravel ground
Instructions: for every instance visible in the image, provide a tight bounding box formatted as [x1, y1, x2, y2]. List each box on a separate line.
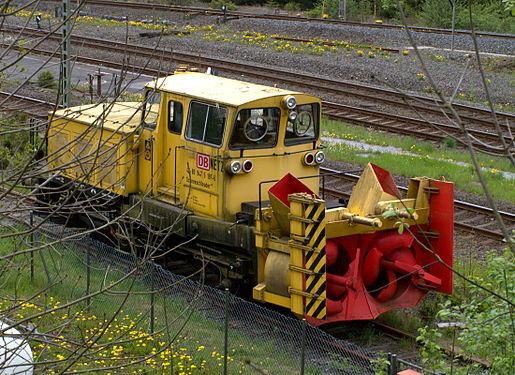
[11, 0, 515, 107]
[4, 2, 514, 251]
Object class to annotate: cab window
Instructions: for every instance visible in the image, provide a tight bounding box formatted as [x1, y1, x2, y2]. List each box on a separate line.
[186, 101, 227, 147]
[142, 90, 161, 130]
[168, 100, 183, 134]
[230, 108, 280, 149]
[285, 103, 320, 145]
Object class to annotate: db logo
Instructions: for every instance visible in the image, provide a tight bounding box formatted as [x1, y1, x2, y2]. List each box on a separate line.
[196, 153, 210, 171]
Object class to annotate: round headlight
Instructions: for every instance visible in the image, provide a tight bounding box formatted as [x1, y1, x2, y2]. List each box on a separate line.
[282, 95, 297, 110]
[315, 151, 325, 164]
[230, 160, 242, 174]
[242, 159, 253, 173]
[303, 153, 315, 166]
[288, 111, 297, 122]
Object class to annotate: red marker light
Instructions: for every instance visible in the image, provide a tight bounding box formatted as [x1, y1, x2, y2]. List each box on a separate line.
[243, 159, 253, 173]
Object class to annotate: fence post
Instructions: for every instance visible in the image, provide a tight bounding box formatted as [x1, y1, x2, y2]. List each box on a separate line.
[392, 354, 398, 374]
[86, 245, 90, 310]
[88, 74, 93, 103]
[387, 352, 399, 375]
[30, 211, 34, 282]
[300, 318, 307, 375]
[224, 288, 229, 375]
[39, 248, 53, 294]
[113, 74, 119, 97]
[150, 264, 154, 334]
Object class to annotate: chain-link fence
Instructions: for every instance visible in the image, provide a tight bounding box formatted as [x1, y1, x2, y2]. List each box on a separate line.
[0, 217, 432, 374]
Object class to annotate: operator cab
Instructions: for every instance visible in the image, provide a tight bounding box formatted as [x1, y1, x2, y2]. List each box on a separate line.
[137, 70, 324, 222]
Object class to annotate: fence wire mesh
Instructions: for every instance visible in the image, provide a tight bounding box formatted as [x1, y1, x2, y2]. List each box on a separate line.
[0, 218, 429, 374]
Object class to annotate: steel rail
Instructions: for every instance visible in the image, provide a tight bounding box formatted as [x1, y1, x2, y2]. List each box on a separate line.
[42, 0, 515, 40]
[5, 27, 513, 154]
[8, 26, 515, 130]
[2, 90, 512, 243]
[0, 91, 55, 117]
[322, 102, 514, 153]
[319, 166, 515, 242]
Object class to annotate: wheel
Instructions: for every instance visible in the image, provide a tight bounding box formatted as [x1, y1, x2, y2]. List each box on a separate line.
[294, 111, 313, 136]
[243, 116, 268, 142]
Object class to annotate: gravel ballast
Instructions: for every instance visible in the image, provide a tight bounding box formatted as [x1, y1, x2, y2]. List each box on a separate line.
[4, 2, 514, 250]
[9, 0, 515, 107]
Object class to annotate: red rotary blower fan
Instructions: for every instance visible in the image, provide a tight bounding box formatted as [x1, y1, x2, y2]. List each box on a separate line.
[258, 163, 454, 326]
[312, 165, 453, 325]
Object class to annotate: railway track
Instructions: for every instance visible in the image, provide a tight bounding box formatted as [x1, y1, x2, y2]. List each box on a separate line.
[0, 91, 56, 118]
[1, 90, 513, 246]
[3, 27, 514, 155]
[42, 0, 515, 40]
[320, 166, 515, 246]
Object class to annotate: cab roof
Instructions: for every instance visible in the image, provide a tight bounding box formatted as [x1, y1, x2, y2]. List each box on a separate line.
[147, 71, 317, 107]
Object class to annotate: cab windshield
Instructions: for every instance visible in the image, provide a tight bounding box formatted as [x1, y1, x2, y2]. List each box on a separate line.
[285, 103, 320, 145]
[230, 108, 280, 149]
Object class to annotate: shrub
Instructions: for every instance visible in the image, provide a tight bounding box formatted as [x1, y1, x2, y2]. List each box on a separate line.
[284, 1, 300, 11]
[210, 0, 238, 10]
[308, 0, 369, 21]
[420, 0, 514, 33]
[443, 137, 457, 148]
[419, 0, 453, 28]
[454, 0, 514, 33]
[418, 249, 515, 374]
[37, 70, 56, 88]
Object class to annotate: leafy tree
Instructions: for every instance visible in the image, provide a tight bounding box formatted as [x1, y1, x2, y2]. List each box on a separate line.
[420, 0, 454, 28]
[393, 0, 515, 371]
[454, 0, 515, 33]
[418, 250, 514, 374]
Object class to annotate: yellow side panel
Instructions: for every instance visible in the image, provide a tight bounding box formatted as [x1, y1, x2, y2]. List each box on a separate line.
[186, 187, 219, 214]
[48, 118, 137, 196]
[179, 148, 223, 218]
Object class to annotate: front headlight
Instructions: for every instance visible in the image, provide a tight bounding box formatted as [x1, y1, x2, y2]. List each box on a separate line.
[230, 160, 242, 174]
[282, 95, 297, 110]
[315, 151, 325, 164]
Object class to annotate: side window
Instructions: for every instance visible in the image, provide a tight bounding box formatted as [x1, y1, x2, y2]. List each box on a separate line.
[285, 103, 320, 145]
[230, 108, 280, 149]
[142, 90, 161, 130]
[186, 101, 227, 147]
[168, 100, 183, 134]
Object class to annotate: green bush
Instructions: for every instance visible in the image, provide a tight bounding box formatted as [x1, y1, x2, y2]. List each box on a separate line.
[420, 0, 514, 32]
[37, 70, 56, 88]
[420, 0, 453, 28]
[454, 0, 514, 33]
[284, 1, 301, 11]
[308, 0, 370, 21]
[443, 137, 457, 148]
[263, 0, 313, 9]
[210, 0, 238, 10]
[418, 249, 515, 374]
[0, 112, 33, 168]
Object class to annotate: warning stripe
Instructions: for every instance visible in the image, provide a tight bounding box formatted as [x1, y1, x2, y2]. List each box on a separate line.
[305, 205, 324, 241]
[303, 201, 326, 320]
[306, 250, 325, 274]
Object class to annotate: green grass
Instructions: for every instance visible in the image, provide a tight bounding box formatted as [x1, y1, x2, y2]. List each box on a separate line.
[0, 228, 319, 374]
[322, 118, 515, 204]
